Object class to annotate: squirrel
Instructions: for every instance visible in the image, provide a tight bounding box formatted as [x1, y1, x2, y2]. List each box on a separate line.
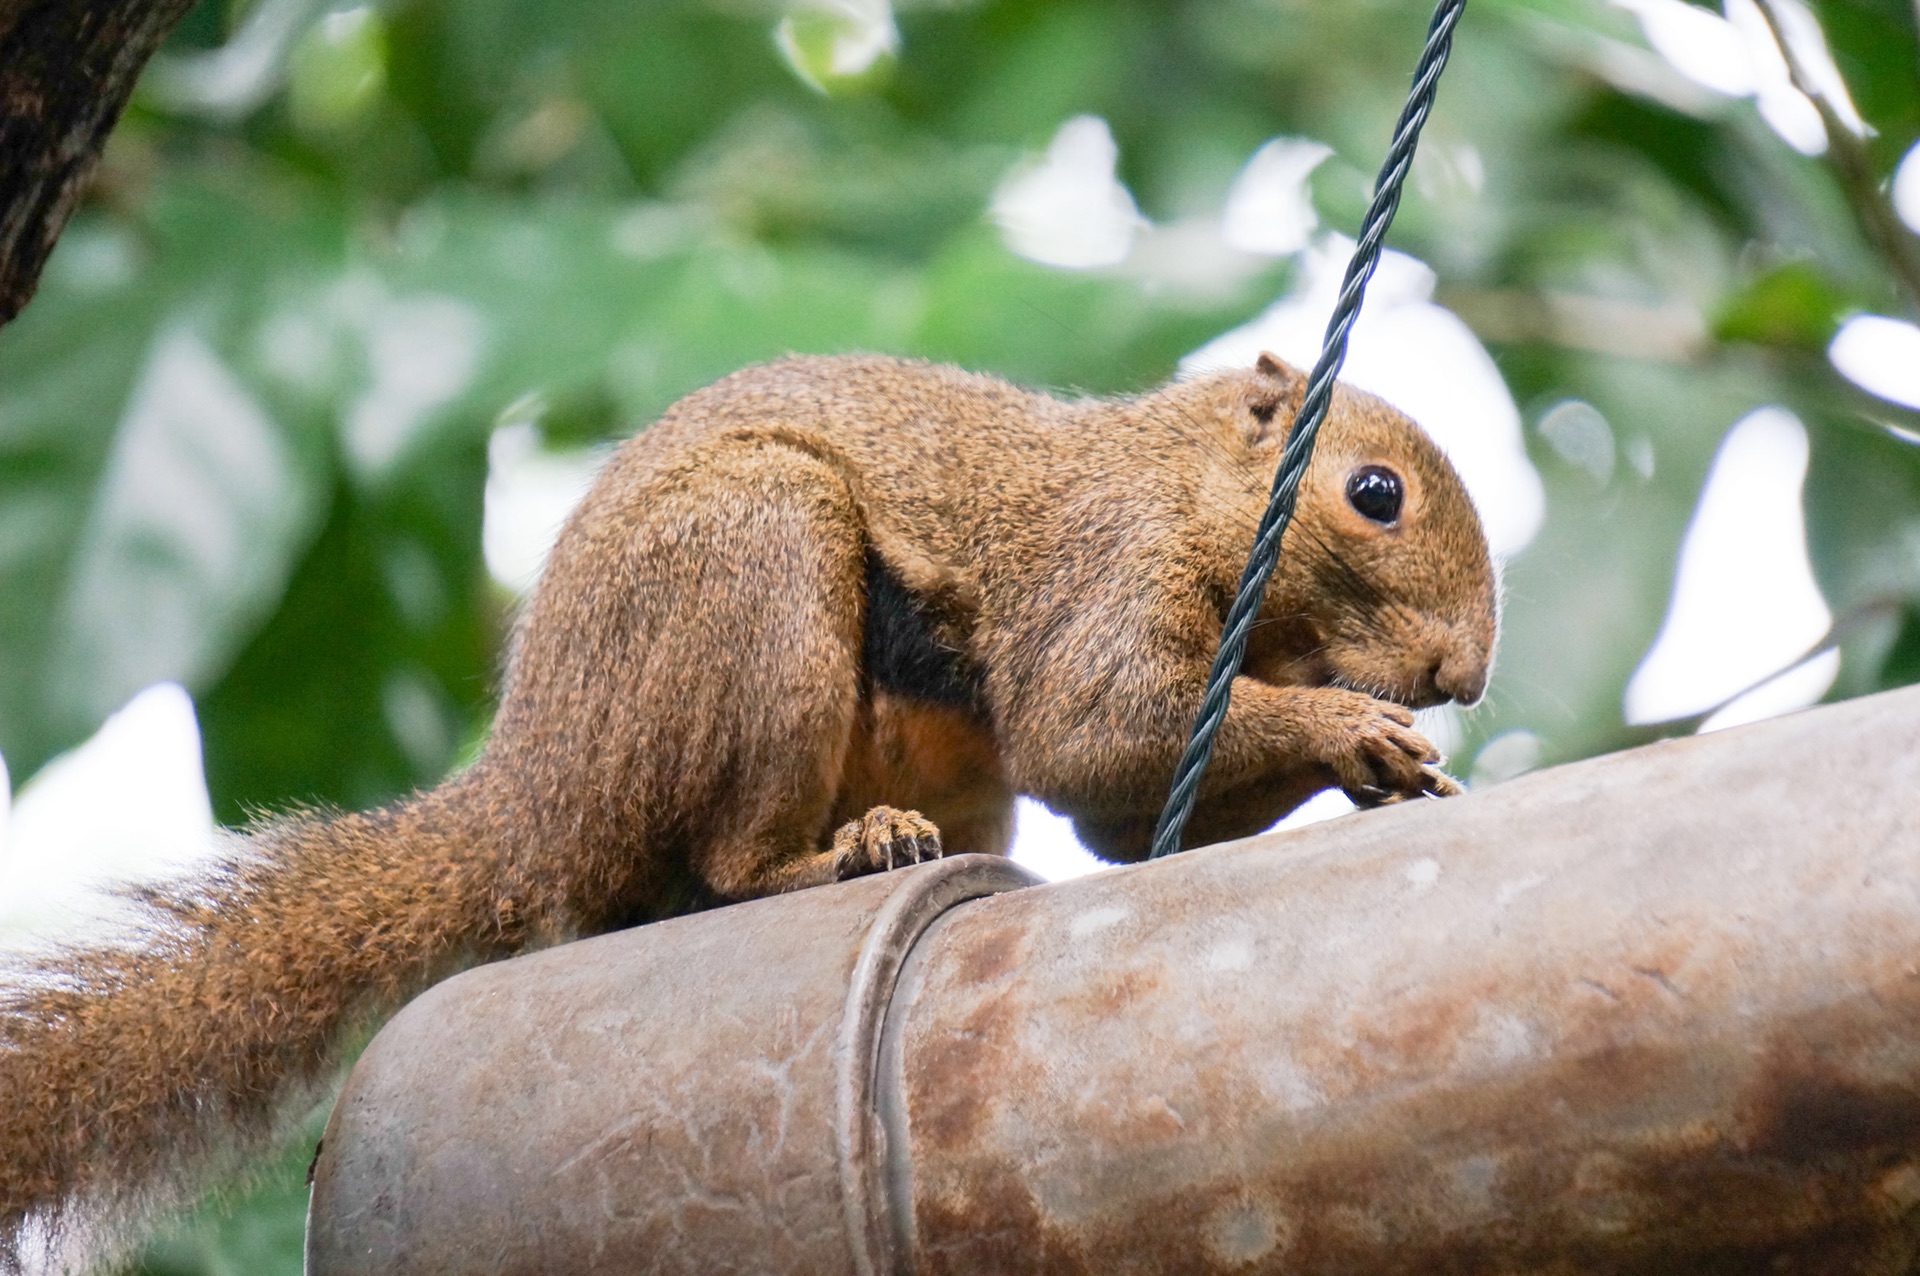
[0, 351, 1495, 1271]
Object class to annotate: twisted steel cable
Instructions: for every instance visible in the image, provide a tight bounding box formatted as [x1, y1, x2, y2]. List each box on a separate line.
[1148, 0, 1471, 860]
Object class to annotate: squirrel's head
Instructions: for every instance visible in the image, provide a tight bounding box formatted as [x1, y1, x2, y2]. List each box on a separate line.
[1195, 352, 1498, 709]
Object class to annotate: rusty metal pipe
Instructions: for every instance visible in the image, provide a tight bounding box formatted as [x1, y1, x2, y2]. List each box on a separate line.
[308, 685, 1920, 1273]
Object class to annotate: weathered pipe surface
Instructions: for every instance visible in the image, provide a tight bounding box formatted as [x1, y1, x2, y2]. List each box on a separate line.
[308, 685, 1920, 1274]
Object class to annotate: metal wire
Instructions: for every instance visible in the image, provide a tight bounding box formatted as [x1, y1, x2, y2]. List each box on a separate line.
[1148, 0, 1470, 860]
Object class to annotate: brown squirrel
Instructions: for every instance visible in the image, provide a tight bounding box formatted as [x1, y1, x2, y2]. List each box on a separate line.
[0, 351, 1494, 1270]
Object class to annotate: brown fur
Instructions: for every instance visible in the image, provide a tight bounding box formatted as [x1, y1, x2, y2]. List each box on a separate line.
[0, 352, 1495, 1270]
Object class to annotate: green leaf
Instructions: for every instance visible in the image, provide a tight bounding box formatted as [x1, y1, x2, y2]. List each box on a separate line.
[0, 186, 344, 775]
[1713, 260, 1850, 351]
[288, 6, 389, 137]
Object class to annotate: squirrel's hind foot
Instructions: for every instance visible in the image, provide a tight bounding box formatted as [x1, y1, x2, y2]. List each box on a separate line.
[832, 806, 945, 879]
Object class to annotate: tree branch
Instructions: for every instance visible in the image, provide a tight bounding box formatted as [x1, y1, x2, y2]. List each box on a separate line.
[1755, 0, 1920, 316]
[0, 0, 198, 327]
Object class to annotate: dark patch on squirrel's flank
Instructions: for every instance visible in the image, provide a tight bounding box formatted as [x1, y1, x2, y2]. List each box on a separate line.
[864, 550, 984, 710]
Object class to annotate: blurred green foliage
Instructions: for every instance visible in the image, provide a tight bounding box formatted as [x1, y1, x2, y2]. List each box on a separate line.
[0, 0, 1917, 1268]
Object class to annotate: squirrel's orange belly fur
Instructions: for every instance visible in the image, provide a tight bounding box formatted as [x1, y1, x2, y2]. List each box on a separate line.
[835, 695, 1014, 858]
[0, 353, 1496, 1272]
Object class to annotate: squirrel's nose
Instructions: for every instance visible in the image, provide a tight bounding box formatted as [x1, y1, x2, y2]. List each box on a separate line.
[1433, 651, 1487, 706]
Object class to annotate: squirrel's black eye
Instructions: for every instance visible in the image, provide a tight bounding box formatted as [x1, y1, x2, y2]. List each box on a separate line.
[1346, 466, 1404, 524]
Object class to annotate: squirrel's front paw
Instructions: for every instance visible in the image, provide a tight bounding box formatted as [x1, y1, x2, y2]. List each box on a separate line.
[832, 806, 944, 879]
[1303, 689, 1456, 806]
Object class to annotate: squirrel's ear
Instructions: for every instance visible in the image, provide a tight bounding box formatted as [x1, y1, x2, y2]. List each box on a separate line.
[1247, 351, 1303, 443]
[1255, 351, 1299, 381]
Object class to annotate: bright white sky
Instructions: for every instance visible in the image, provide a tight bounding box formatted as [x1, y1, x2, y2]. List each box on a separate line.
[5, 0, 1916, 925]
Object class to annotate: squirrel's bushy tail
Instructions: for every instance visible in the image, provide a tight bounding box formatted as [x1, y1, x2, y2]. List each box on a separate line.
[0, 774, 526, 1273]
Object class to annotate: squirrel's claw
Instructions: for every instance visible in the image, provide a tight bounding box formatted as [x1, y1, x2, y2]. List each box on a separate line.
[1343, 782, 1395, 808]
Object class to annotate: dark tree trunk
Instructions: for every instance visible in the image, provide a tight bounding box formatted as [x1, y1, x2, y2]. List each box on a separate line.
[0, 0, 197, 325]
